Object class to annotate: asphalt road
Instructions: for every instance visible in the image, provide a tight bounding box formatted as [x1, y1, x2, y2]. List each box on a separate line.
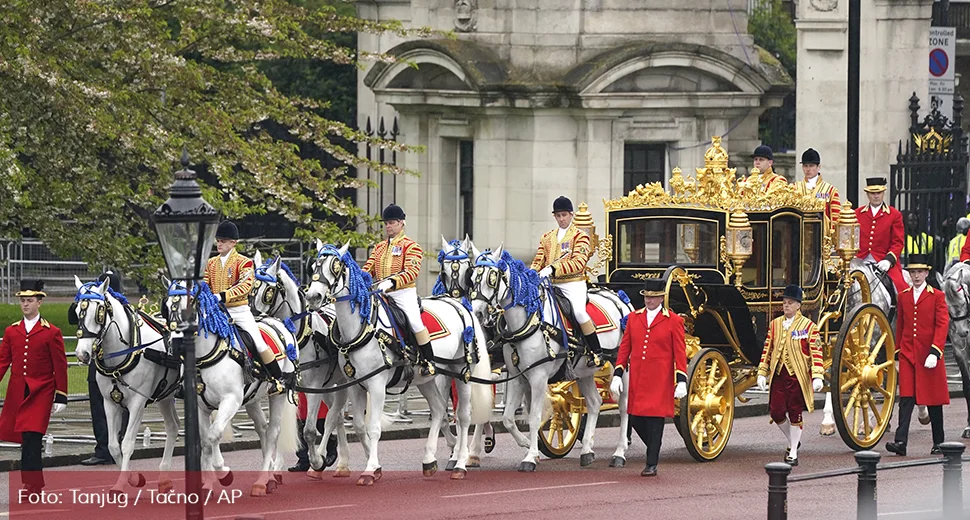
[3, 399, 970, 520]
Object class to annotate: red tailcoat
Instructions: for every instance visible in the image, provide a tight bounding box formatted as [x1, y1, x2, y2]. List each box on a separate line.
[0, 319, 68, 442]
[615, 307, 688, 417]
[855, 204, 907, 292]
[959, 234, 970, 262]
[896, 285, 950, 406]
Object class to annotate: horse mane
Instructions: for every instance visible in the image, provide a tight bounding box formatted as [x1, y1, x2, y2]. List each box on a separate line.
[257, 256, 299, 284]
[167, 280, 236, 346]
[476, 250, 542, 316]
[317, 244, 372, 323]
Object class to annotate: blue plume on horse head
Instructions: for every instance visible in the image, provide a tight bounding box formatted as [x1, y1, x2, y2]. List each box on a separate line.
[257, 255, 299, 284]
[170, 280, 236, 347]
[76, 280, 130, 306]
[475, 249, 541, 316]
[316, 243, 372, 323]
[438, 239, 469, 264]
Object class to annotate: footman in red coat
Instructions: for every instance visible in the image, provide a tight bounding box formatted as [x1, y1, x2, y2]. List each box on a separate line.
[886, 254, 950, 456]
[0, 280, 68, 493]
[855, 177, 907, 293]
[610, 279, 688, 477]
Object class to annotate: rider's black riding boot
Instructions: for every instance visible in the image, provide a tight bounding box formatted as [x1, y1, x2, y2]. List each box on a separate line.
[263, 358, 286, 395]
[583, 330, 603, 367]
[419, 342, 436, 376]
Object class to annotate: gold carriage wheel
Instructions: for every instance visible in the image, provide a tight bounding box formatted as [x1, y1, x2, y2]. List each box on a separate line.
[832, 303, 897, 451]
[679, 348, 735, 462]
[538, 381, 587, 459]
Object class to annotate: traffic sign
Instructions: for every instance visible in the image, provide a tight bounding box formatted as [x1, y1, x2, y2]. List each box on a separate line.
[929, 27, 956, 118]
[930, 48, 949, 78]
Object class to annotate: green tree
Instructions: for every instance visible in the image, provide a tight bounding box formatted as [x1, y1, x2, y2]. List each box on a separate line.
[748, 0, 797, 81]
[0, 0, 430, 283]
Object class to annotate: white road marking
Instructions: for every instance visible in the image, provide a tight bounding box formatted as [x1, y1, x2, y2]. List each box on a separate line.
[879, 509, 942, 517]
[441, 480, 619, 499]
[206, 503, 356, 519]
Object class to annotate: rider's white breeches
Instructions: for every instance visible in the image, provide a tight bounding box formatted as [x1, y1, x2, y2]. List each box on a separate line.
[386, 287, 427, 333]
[554, 280, 591, 325]
[228, 306, 270, 353]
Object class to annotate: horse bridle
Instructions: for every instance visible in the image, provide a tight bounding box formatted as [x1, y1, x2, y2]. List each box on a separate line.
[312, 254, 350, 305]
[75, 286, 130, 349]
[253, 264, 301, 318]
[948, 269, 970, 323]
[469, 252, 512, 325]
[439, 244, 472, 298]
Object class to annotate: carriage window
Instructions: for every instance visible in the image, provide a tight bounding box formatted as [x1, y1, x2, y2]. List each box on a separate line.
[802, 221, 822, 287]
[617, 218, 718, 265]
[771, 217, 800, 287]
[741, 223, 767, 287]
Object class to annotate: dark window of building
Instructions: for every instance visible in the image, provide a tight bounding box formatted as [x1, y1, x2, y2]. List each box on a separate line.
[459, 140, 474, 238]
[623, 143, 666, 193]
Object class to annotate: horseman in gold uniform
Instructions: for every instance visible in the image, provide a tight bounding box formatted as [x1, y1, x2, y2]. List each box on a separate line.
[362, 204, 434, 376]
[531, 196, 602, 365]
[750, 145, 788, 193]
[794, 148, 841, 234]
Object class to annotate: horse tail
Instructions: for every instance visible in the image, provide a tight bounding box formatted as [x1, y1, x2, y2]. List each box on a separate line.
[277, 394, 299, 455]
[469, 314, 494, 425]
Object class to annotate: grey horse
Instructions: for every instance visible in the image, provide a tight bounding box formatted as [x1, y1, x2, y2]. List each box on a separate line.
[939, 262, 970, 439]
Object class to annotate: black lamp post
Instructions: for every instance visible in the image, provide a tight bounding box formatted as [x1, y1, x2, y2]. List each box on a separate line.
[151, 148, 220, 520]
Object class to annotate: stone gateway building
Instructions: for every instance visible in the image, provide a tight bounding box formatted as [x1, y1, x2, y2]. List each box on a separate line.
[357, 1, 792, 291]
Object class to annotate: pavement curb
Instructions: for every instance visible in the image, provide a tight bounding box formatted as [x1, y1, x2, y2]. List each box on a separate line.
[6, 388, 964, 472]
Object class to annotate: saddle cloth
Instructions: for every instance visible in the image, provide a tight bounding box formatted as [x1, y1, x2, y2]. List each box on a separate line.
[384, 297, 451, 344]
[551, 290, 618, 335]
[236, 324, 287, 363]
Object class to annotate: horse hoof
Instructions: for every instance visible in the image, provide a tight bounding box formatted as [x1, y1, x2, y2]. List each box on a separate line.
[333, 467, 351, 478]
[422, 461, 438, 477]
[610, 456, 626, 468]
[450, 468, 467, 480]
[518, 461, 537, 472]
[307, 469, 324, 480]
[467, 456, 481, 468]
[250, 484, 267, 497]
[274, 473, 283, 485]
[580, 453, 595, 467]
[962, 428, 970, 439]
[918, 414, 931, 426]
[445, 459, 457, 471]
[158, 479, 174, 493]
[218, 470, 234, 486]
[819, 423, 835, 436]
[356, 475, 375, 486]
[128, 473, 147, 488]
[266, 480, 277, 494]
[374, 468, 383, 481]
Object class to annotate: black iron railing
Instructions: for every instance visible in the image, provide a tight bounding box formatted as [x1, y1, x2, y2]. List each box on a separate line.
[766, 442, 967, 520]
[933, 3, 970, 40]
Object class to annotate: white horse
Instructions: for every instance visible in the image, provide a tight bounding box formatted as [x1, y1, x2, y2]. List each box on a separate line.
[250, 251, 353, 476]
[468, 245, 633, 470]
[72, 277, 181, 494]
[304, 242, 492, 484]
[940, 262, 970, 438]
[163, 279, 297, 496]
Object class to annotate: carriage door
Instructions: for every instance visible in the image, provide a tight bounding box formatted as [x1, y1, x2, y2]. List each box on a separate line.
[769, 215, 801, 319]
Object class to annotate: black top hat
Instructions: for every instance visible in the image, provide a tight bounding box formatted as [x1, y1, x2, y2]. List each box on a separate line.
[640, 278, 666, 298]
[864, 177, 887, 193]
[800, 148, 821, 165]
[216, 221, 239, 240]
[782, 284, 803, 303]
[751, 145, 774, 161]
[97, 271, 123, 293]
[381, 204, 406, 221]
[16, 279, 46, 298]
[552, 196, 574, 213]
[904, 254, 932, 270]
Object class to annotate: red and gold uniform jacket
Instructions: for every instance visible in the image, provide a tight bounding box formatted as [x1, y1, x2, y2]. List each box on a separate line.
[362, 233, 423, 291]
[204, 249, 255, 308]
[615, 307, 688, 418]
[855, 204, 906, 291]
[0, 318, 68, 442]
[530, 224, 592, 283]
[757, 312, 823, 413]
[896, 284, 950, 406]
[759, 167, 789, 193]
[795, 177, 842, 234]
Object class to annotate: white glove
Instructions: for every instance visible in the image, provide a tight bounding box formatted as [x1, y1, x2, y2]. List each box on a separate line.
[812, 378, 824, 393]
[674, 382, 688, 399]
[539, 266, 553, 279]
[52, 403, 66, 415]
[214, 293, 223, 302]
[377, 279, 394, 292]
[925, 355, 938, 369]
[609, 376, 623, 399]
[876, 259, 892, 272]
[757, 375, 768, 392]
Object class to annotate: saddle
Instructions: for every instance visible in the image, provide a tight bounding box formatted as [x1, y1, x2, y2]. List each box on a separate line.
[381, 295, 423, 363]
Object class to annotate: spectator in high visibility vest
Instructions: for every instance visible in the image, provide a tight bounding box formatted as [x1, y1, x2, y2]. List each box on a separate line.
[904, 211, 935, 257]
[946, 218, 970, 271]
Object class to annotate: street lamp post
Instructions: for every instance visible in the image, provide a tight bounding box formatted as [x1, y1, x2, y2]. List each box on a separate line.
[151, 149, 220, 520]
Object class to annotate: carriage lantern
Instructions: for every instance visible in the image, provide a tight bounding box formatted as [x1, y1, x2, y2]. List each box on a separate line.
[573, 202, 599, 253]
[151, 148, 221, 282]
[725, 210, 753, 288]
[151, 148, 218, 520]
[835, 201, 861, 266]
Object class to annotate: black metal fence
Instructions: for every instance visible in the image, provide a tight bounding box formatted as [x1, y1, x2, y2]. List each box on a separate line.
[889, 94, 969, 271]
[766, 442, 967, 520]
[933, 2, 970, 40]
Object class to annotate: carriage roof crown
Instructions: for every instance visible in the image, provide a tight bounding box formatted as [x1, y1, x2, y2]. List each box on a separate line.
[603, 136, 826, 214]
